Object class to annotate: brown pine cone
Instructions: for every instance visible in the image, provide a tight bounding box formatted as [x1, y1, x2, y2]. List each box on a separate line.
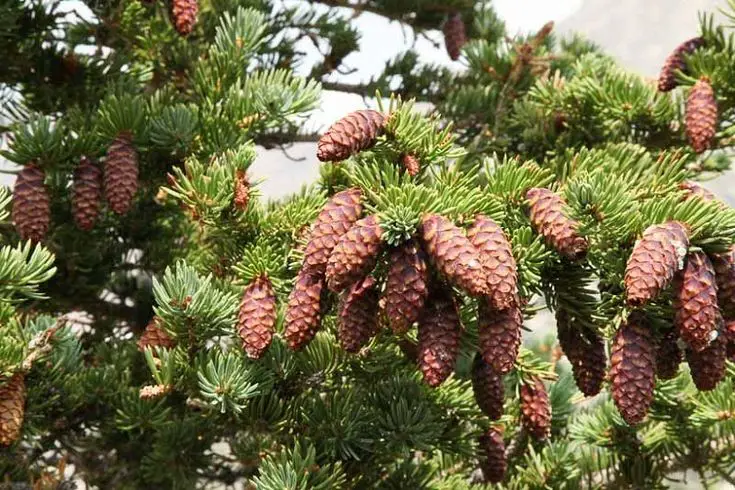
[686, 334, 727, 391]
[303, 188, 363, 276]
[284, 269, 324, 351]
[338, 276, 379, 353]
[72, 156, 103, 231]
[171, 0, 198, 36]
[417, 290, 462, 387]
[478, 427, 506, 484]
[556, 312, 606, 397]
[609, 313, 656, 425]
[420, 214, 489, 297]
[0, 373, 26, 446]
[317, 110, 386, 162]
[725, 319, 735, 362]
[471, 354, 504, 420]
[658, 37, 705, 92]
[674, 251, 719, 352]
[624, 221, 689, 307]
[137, 317, 176, 352]
[443, 12, 467, 61]
[686, 76, 718, 154]
[679, 180, 717, 203]
[237, 275, 277, 359]
[233, 170, 250, 211]
[104, 132, 139, 215]
[526, 188, 588, 260]
[655, 328, 683, 380]
[384, 239, 429, 334]
[401, 154, 420, 176]
[12, 164, 50, 242]
[711, 246, 735, 317]
[467, 215, 518, 311]
[520, 377, 551, 440]
[478, 301, 522, 375]
[326, 215, 383, 292]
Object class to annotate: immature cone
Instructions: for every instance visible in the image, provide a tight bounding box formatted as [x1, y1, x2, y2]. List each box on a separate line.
[556, 312, 606, 396]
[655, 329, 683, 380]
[12, 164, 50, 243]
[609, 313, 656, 425]
[657, 37, 705, 92]
[233, 170, 250, 211]
[317, 110, 386, 162]
[443, 13, 466, 61]
[0, 373, 26, 446]
[520, 377, 551, 440]
[417, 290, 462, 387]
[478, 427, 506, 484]
[467, 215, 518, 310]
[679, 180, 717, 203]
[339, 276, 379, 353]
[237, 275, 277, 359]
[303, 188, 363, 276]
[420, 214, 488, 297]
[284, 269, 324, 351]
[471, 354, 504, 420]
[686, 77, 718, 154]
[624, 221, 689, 307]
[326, 215, 383, 292]
[384, 240, 429, 334]
[478, 301, 522, 375]
[674, 251, 719, 352]
[401, 154, 420, 176]
[72, 157, 103, 231]
[686, 334, 726, 391]
[104, 132, 139, 215]
[711, 246, 735, 316]
[526, 188, 588, 260]
[137, 317, 176, 352]
[171, 0, 198, 36]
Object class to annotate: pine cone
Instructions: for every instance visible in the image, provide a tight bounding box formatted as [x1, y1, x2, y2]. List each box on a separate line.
[338, 276, 379, 353]
[303, 188, 363, 276]
[679, 180, 717, 203]
[317, 110, 386, 162]
[478, 301, 522, 375]
[104, 132, 139, 215]
[417, 290, 462, 387]
[401, 154, 420, 176]
[326, 215, 383, 292]
[284, 269, 324, 351]
[443, 13, 467, 61]
[658, 37, 705, 92]
[725, 319, 735, 362]
[72, 156, 103, 231]
[655, 328, 683, 380]
[467, 215, 518, 311]
[384, 239, 429, 334]
[0, 373, 26, 446]
[171, 0, 198, 36]
[12, 164, 50, 242]
[609, 313, 656, 425]
[686, 77, 718, 154]
[420, 214, 488, 297]
[471, 354, 504, 420]
[686, 334, 727, 391]
[520, 377, 551, 440]
[556, 312, 605, 396]
[233, 170, 250, 211]
[137, 317, 176, 353]
[237, 275, 277, 359]
[526, 188, 588, 260]
[674, 251, 719, 352]
[624, 221, 689, 307]
[711, 246, 735, 317]
[478, 427, 506, 484]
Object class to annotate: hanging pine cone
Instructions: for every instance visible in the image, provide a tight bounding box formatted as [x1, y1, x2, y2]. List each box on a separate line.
[303, 188, 363, 276]
[0, 373, 26, 446]
[420, 214, 489, 297]
[478, 301, 522, 375]
[725, 319, 735, 362]
[655, 328, 683, 380]
[171, 0, 198, 36]
[471, 354, 504, 420]
[526, 188, 588, 260]
[478, 427, 506, 484]
[12, 164, 50, 242]
[467, 215, 518, 311]
[443, 12, 466, 61]
[556, 312, 606, 397]
[674, 251, 719, 352]
[72, 156, 103, 231]
[137, 317, 176, 353]
[338, 276, 379, 353]
[237, 275, 277, 359]
[686, 76, 718, 154]
[624, 221, 689, 307]
[609, 313, 656, 425]
[686, 334, 727, 391]
[657, 37, 705, 92]
[711, 246, 735, 317]
[401, 154, 421, 176]
[317, 110, 386, 162]
[233, 170, 250, 211]
[284, 269, 324, 351]
[325, 215, 383, 292]
[104, 132, 139, 215]
[679, 180, 717, 203]
[520, 377, 551, 440]
[384, 239, 429, 334]
[417, 290, 462, 387]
